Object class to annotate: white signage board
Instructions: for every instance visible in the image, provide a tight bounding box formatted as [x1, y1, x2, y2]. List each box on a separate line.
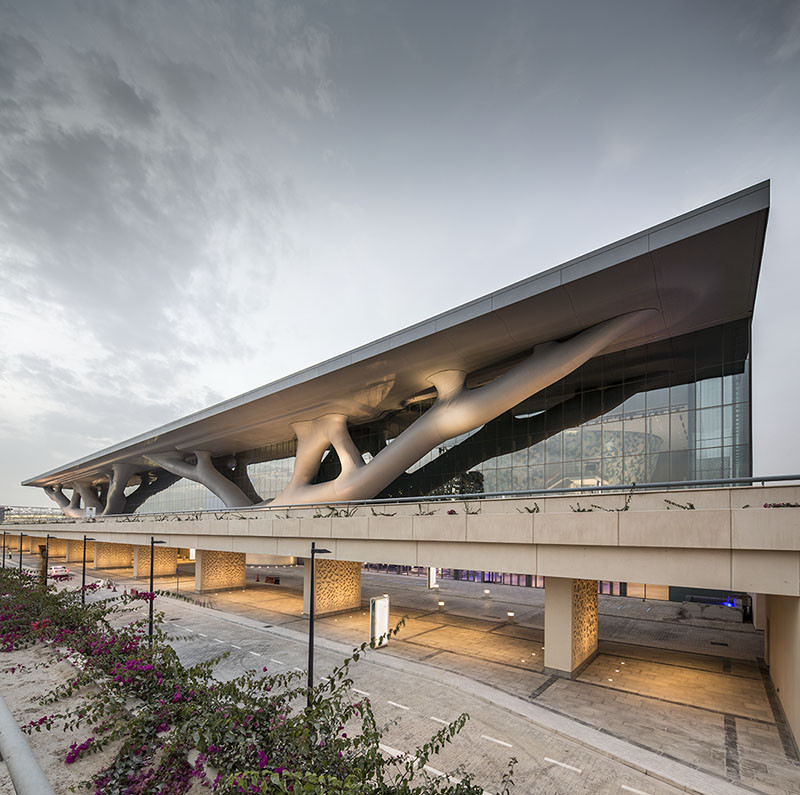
[84, 506, 96, 519]
[370, 595, 390, 647]
[427, 566, 437, 589]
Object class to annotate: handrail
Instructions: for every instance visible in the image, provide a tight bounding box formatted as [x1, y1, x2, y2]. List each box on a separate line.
[8, 473, 795, 523]
[0, 690, 56, 795]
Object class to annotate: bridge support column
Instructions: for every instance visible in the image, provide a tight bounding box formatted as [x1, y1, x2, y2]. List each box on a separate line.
[133, 545, 178, 579]
[544, 577, 598, 678]
[194, 550, 246, 593]
[765, 595, 800, 747]
[92, 542, 133, 570]
[752, 593, 767, 631]
[303, 559, 362, 618]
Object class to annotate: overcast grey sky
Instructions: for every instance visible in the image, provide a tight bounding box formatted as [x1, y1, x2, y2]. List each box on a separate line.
[1, 0, 799, 507]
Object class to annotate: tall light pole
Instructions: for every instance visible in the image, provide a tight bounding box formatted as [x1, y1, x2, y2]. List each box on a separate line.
[81, 536, 95, 607]
[2, 531, 6, 569]
[149, 537, 166, 644]
[18, 533, 26, 574]
[43, 534, 55, 586]
[306, 541, 331, 709]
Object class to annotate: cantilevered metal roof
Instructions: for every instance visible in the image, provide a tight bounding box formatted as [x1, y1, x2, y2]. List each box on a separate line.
[24, 181, 769, 488]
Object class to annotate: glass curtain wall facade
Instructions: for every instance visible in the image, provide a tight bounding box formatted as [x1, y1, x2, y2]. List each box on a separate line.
[138, 320, 751, 513]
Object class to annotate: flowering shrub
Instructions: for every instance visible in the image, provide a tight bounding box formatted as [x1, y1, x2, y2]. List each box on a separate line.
[0, 568, 513, 794]
[763, 502, 800, 508]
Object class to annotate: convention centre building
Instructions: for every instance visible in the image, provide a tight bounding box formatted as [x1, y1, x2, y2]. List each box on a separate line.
[16, 180, 800, 745]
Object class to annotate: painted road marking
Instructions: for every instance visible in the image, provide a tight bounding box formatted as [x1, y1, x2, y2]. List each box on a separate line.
[230, 644, 241, 649]
[249, 651, 261, 657]
[293, 666, 303, 672]
[184, 627, 193, 632]
[213, 638, 224, 643]
[387, 700, 410, 710]
[198, 633, 208, 637]
[544, 757, 582, 773]
[269, 658, 285, 665]
[621, 786, 651, 795]
[429, 716, 448, 725]
[481, 735, 512, 748]
[379, 743, 489, 794]
[352, 688, 370, 696]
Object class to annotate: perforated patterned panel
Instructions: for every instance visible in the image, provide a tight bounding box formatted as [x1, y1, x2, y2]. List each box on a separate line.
[314, 560, 362, 616]
[93, 542, 134, 569]
[571, 578, 598, 667]
[195, 550, 246, 592]
[134, 545, 178, 578]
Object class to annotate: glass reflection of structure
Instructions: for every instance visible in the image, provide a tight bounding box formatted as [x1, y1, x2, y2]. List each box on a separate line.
[138, 320, 751, 514]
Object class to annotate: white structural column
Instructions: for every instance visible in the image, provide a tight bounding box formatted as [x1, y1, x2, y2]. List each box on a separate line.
[751, 593, 767, 632]
[544, 577, 599, 678]
[765, 595, 800, 744]
[144, 451, 251, 510]
[302, 559, 362, 618]
[194, 550, 246, 593]
[93, 542, 134, 570]
[133, 545, 178, 579]
[270, 310, 654, 507]
[104, 463, 139, 515]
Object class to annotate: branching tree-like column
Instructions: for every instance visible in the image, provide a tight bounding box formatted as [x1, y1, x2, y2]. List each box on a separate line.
[72, 481, 104, 512]
[41, 309, 654, 515]
[144, 450, 253, 508]
[103, 463, 140, 515]
[267, 309, 655, 506]
[44, 485, 84, 517]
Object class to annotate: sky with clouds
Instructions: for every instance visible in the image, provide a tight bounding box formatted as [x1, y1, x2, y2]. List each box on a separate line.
[1, 0, 799, 507]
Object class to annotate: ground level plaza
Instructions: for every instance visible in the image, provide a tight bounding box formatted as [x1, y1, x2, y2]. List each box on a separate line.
[13, 547, 796, 795]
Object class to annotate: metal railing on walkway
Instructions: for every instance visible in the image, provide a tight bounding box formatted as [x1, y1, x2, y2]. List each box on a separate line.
[6, 473, 798, 524]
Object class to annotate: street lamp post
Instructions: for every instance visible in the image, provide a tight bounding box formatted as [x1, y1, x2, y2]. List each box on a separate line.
[306, 541, 331, 709]
[43, 534, 54, 586]
[81, 535, 95, 607]
[2, 531, 6, 569]
[149, 537, 166, 644]
[18, 533, 26, 574]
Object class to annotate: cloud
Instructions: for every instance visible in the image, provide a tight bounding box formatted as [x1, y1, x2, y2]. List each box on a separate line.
[773, 1, 800, 61]
[0, 0, 336, 476]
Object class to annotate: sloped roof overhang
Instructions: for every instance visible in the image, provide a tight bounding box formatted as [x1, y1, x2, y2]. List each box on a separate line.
[23, 181, 769, 488]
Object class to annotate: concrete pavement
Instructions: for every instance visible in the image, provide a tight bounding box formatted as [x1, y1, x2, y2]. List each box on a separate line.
[30, 552, 800, 794]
